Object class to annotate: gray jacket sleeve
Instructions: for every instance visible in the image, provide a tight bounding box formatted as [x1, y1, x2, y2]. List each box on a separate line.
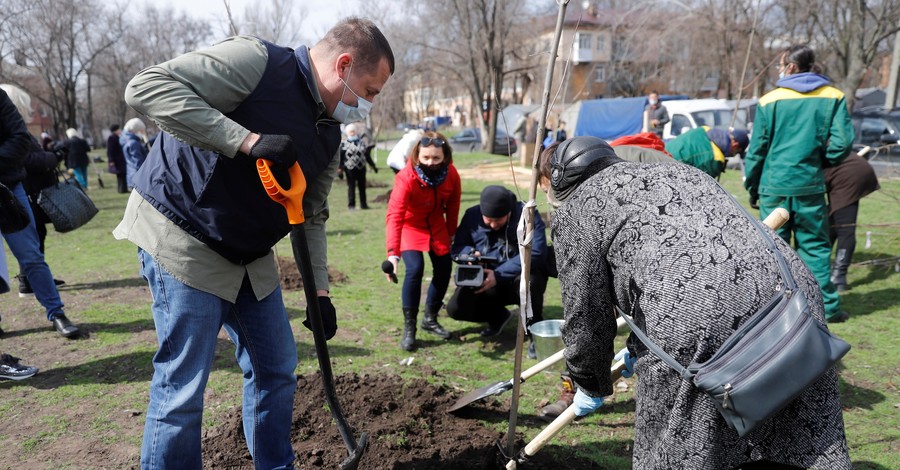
[302, 150, 340, 292]
[124, 36, 267, 158]
[554, 204, 618, 398]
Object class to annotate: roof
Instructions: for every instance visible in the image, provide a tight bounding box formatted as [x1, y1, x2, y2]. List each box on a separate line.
[533, 5, 646, 32]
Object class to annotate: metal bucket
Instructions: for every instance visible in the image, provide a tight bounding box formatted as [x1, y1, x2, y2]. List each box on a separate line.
[529, 319, 565, 373]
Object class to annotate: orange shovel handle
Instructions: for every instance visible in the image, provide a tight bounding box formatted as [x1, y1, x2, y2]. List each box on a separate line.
[256, 160, 307, 224]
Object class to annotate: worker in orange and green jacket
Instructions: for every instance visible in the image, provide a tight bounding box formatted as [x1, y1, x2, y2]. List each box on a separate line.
[744, 44, 855, 324]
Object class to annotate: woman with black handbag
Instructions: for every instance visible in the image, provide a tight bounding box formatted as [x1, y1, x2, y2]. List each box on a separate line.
[536, 137, 850, 469]
[0, 84, 80, 338]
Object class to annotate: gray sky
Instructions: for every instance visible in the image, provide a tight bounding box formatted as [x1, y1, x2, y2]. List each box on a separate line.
[155, 0, 358, 42]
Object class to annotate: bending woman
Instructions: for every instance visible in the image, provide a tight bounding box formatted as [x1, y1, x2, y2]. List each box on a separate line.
[538, 137, 850, 469]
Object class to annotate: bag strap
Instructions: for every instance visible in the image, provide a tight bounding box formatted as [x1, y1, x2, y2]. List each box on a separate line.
[617, 306, 695, 380]
[615, 194, 798, 380]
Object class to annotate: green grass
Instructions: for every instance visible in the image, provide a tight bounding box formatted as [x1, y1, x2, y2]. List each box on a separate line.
[1, 149, 898, 467]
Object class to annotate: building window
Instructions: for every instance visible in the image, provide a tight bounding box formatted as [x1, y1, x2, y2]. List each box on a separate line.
[596, 35, 605, 52]
[578, 33, 592, 50]
[594, 65, 605, 82]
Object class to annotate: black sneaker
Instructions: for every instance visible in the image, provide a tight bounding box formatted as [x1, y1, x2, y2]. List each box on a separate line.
[17, 276, 65, 298]
[826, 311, 850, 324]
[0, 354, 38, 380]
[480, 310, 513, 338]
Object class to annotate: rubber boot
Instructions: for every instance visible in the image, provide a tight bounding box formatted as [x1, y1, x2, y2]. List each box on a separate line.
[831, 248, 849, 292]
[539, 374, 576, 422]
[401, 308, 417, 351]
[420, 304, 452, 339]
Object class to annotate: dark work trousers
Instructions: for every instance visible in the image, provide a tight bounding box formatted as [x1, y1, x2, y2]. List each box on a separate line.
[829, 202, 858, 261]
[446, 270, 549, 329]
[345, 167, 368, 209]
[116, 173, 128, 193]
[400, 250, 452, 313]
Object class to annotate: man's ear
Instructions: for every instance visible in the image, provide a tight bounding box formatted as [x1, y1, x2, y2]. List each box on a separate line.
[335, 53, 353, 78]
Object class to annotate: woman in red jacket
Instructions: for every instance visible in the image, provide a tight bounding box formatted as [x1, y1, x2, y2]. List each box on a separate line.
[385, 131, 461, 351]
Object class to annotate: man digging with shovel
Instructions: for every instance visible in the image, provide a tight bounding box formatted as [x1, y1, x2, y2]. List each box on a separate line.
[114, 18, 393, 469]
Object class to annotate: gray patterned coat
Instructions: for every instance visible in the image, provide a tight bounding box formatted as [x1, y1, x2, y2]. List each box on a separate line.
[553, 161, 850, 469]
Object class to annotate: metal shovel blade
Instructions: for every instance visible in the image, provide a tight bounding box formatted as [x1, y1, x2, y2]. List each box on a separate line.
[448, 349, 566, 412]
[449, 379, 515, 412]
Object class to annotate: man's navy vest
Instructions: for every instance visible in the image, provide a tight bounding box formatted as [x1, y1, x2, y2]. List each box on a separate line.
[134, 41, 341, 264]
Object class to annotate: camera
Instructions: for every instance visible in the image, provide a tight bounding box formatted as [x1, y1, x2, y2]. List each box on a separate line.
[452, 254, 498, 288]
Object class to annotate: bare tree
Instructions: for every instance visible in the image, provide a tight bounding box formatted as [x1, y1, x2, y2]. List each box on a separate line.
[405, 0, 536, 151]
[773, 0, 900, 109]
[0, 0, 121, 138]
[238, 0, 309, 45]
[90, 6, 212, 135]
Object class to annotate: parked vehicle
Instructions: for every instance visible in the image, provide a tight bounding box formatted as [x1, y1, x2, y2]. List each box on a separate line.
[851, 109, 900, 158]
[449, 127, 518, 155]
[662, 99, 747, 141]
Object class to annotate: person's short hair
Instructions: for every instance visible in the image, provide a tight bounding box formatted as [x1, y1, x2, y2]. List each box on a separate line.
[408, 131, 452, 167]
[110, 124, 120, 133]
[317, 17, 395, 75]
[345, 123, 358, 135]
[124, 117, 146, 133]
[731, 129, 750, 152]
[65, 128, 81, 139]
[0, 84, 32, 123]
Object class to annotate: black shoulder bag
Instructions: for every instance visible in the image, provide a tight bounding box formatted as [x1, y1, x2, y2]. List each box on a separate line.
[617, 204, 851, 437]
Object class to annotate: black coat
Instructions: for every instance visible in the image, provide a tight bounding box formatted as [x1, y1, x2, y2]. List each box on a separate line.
[22, 137, 59, 197]
[107, 133, 126, 174]
[0, 88, 31, 187]
[64, 136, 91, 168]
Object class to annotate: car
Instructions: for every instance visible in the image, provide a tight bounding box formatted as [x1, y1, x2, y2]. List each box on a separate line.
[850, 109, 900, 159]
[662, 99, 748, 142]
[449, 127, 518, 155]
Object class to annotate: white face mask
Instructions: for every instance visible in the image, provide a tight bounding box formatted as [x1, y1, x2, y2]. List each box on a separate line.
[778, 71, 785, 80]
[649, 99, 658, 106]
[332, 62, 372, 124]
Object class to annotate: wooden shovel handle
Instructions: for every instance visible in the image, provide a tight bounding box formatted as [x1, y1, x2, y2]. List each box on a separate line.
[520, 359, 627, 458]
[762, 207, 789, 231]
[520, 349, 565, 381]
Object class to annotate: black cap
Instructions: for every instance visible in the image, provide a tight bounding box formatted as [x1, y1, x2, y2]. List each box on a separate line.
[480, 185, 514, 218]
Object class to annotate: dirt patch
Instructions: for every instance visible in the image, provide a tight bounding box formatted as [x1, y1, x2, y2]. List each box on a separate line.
[277, 256, 349, 290]
[455, 162, 532, 186]
[202, 372, 599, 469]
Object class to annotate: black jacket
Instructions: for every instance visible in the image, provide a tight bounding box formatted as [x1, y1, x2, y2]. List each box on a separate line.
[64, 137, 91, 168]
[451, 198, 547, 282]
[22, 136, 60, 197]
[0, 89, 31, 187]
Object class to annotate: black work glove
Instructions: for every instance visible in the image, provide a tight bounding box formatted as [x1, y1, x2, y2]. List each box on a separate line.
[249, 134, 297, 170]
[304, 296, 337, 340]
[749, 196, 759, 210]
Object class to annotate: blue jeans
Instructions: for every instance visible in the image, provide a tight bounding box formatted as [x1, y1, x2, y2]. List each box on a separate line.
[138, 250, 297, 470]
[401, 250, 452, 311]
[1, 183, 64, 320]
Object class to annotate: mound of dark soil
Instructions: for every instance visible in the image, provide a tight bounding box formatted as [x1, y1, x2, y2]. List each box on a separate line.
[201, 372, 600, 469]
[277, 256, 349, 291]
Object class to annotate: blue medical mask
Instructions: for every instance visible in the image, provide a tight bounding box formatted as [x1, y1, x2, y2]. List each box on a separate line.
[332, 62, 373, 124]
[778, 71, 785, 80]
